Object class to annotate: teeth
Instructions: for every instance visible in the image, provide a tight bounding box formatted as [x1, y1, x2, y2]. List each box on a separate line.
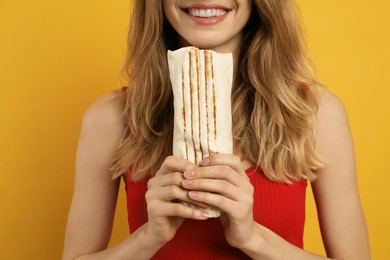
[188, 8, 227, 18]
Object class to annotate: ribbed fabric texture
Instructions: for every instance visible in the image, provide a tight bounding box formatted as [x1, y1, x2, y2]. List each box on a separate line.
[125, 166, 307, 259]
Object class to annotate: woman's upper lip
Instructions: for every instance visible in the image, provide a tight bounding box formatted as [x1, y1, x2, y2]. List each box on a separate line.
[182, 4, 231, 10]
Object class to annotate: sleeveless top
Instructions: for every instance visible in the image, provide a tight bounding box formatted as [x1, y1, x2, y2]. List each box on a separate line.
[125, 166, 307, 259]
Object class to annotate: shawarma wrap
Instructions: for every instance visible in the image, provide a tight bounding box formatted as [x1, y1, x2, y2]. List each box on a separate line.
[168, 46, 233, 218]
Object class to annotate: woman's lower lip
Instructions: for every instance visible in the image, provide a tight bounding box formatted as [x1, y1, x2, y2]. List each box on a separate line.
[185, 11, 228, 26]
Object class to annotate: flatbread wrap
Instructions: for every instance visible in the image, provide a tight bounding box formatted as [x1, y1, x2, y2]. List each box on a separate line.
[168, 46, 233, 218]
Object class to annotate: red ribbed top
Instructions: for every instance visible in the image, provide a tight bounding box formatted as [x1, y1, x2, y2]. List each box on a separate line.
[125, 166, 307, 259]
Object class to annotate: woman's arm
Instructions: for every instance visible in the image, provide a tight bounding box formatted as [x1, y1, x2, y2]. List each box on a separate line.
[62, 91, 209, 260]
[62, 91, 123, 259]
[310, 90, 370, 259]
[244, 89, 370, 259]
[62, 91, 159, 260]
[184, 89, 370, 259]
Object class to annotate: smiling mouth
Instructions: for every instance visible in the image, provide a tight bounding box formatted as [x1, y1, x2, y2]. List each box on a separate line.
[186, 8, 229, 18]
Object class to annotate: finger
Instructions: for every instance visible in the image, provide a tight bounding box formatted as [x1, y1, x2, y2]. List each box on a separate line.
[148, 201, 209, 220]
[200, 154, 246, 176]
[187, 190, 237, 214]
[183, 165, 244, 187]
[147, 172, 183, 189]
[146, 184, 209, 208]
[156, 156, 196, 176]
[146, 185, 189, 202]
[182, 178, 240, 200]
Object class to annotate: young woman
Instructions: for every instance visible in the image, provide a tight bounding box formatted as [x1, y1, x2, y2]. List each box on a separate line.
[62, 0, 370, 259]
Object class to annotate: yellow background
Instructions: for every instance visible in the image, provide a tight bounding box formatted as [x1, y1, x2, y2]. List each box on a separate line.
[0, 0, 388, 259]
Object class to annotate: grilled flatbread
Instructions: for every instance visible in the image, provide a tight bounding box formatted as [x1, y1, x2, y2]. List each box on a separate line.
[168, 46, 233, 218]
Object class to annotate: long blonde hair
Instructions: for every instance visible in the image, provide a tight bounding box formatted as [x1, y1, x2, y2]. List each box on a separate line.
[113, 0, 323, 182]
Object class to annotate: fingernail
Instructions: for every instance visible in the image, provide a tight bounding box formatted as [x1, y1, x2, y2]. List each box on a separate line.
[184, 170, 195, 178]
[201, 157, 209, 166]
[200, 211, 209, 219]
[189, 191, 198, 197]
[182, 180, 192, 186]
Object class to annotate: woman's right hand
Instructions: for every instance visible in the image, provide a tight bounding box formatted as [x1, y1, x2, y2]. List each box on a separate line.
[144, 156, 210, 245]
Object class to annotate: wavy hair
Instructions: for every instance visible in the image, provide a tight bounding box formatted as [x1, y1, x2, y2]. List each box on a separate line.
[112, 0, 323, 182]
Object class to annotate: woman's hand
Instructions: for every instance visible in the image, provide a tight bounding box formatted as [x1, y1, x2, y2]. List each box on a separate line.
[144, 156, 209, 246]
[181, 154, 256, 249]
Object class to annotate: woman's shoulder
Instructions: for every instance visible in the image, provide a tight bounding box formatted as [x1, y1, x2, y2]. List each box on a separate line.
[314, 87, 353, 158]
[316, 87, 348, 124]
[80, 89, 125, 144]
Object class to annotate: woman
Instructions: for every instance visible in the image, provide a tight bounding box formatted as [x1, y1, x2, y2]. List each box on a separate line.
[63, 0, 370, 259]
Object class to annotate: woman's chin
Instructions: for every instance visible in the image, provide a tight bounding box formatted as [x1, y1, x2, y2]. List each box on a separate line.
[179, 41, 231, 53]
[178, 35, 233, 52]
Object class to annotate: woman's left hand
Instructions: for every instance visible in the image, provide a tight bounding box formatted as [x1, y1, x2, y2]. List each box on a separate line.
[181, 154, 255, 249]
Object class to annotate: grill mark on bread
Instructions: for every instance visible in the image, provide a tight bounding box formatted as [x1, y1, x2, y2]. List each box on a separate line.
[211, 52, 217, 141]
[189, 51, 197, 164]
[195, 49, 204, 160]
[204, 51, 211, 157]
[181, 66, 188, 160]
